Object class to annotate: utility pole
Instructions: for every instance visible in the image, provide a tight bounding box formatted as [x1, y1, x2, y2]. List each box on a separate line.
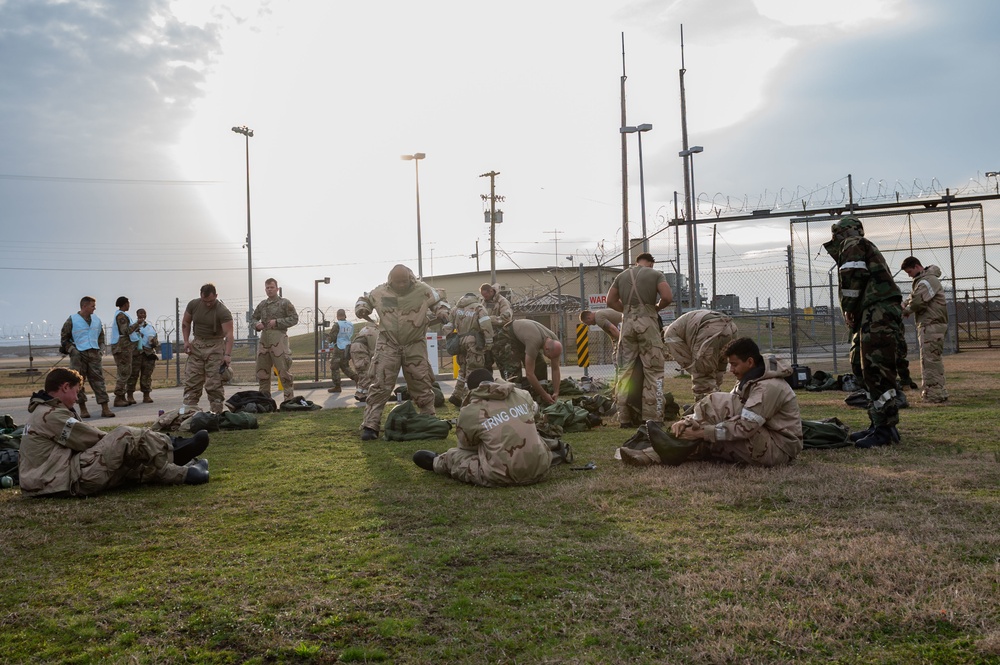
[480, 171, 504, 284]
[471, 240, 480, 272]
[620, 32, 630, 269]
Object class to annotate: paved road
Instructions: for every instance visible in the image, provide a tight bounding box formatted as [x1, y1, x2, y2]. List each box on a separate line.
[0, 379, 458, 427]
[0, 363, 612, 427]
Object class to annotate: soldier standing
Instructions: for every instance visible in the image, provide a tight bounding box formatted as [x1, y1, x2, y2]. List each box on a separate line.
[111, 296, 142, 407]
[355, 265, 451, 440]
[479, 283, 512, 372]
[126, 308, 159, 403]
[326, 309, 358, 394]
[823, 216, 904, 448]
[181, 283, 234, 414]
[59, 296, 114, 418]
[901, 257, 949, 403]
[662, 309, 739, 400]
[446, 292, 494, 407]
[251, 278, 299, 401]
[349, 321, 379, 402]
[606, 252, 673, 427]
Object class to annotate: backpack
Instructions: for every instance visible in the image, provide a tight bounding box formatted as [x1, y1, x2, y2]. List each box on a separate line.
[394, 382, 446, 408]
[384, 400, 452, 441]
[802, 418, 852, 449]
[220, 411, 259, 430]
[0, 448, 18, 485]
[226, 390, 278, 413]
[279, 397, 322, 412]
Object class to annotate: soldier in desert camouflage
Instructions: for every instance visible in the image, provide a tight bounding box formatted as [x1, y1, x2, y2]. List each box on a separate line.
[412, 369, 558, 487]
[901, 257, 949, 403]
[355, 264, 450, 440]
[445, 293, 494, 407]
[662, 309, 739, 400]
[479, 283, 513, 372]
[349, 321, 379, 402]
[251, 278, 299, 402]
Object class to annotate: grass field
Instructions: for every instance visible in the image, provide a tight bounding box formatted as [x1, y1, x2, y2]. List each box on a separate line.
[1, 351, 999, 664]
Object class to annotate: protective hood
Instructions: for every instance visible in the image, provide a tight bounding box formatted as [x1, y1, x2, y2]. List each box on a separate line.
[456, 293, 480, 308]
[923, 265, 943, 278]
[469, 380, 520, 402]
[28, 391, 59, 413]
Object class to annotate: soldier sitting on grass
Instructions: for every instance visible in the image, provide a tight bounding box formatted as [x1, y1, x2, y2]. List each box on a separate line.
[18, 368, 211, 498]
[619, 337, 803, 468]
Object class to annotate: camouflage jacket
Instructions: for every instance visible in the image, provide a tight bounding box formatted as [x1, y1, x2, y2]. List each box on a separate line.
[448, 293, 494, 346]
[355, 266, 449, 347]
[19, 393, 105, 497]
[662, 309, 736, 369]
[824, 235, 901, 318]
[683, 356, 803, 463]
[350, 323, 379, 365]
[480, 285, 513, 329]
[902, 265, 948, 327]
[454, 380, 551, 487]
[251, 296, 299, 347]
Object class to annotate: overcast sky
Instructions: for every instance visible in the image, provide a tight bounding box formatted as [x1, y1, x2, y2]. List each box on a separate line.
[2, 0, 998, 342]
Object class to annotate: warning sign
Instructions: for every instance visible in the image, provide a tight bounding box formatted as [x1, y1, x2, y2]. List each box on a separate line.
[587, 293, 607, 308]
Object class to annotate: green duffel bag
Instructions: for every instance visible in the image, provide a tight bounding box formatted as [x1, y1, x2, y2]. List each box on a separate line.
[384, 400, 452, 441]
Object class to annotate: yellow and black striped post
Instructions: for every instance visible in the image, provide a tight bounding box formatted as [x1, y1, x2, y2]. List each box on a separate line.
[575, 323, 590, 368]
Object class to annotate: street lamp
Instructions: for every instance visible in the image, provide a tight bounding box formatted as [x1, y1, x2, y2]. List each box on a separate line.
[314, 277, 330, 381]
[232, 124, 255, 338]
[401, 153, 426, 278]
[679, 144, 704, 307]
[621, 124, 653, 253]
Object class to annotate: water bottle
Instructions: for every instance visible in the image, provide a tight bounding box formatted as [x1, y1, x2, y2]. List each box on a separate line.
[1, 476, 14, 489]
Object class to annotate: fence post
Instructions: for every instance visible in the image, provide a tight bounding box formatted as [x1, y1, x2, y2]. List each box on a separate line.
[787, 245, 798, 365]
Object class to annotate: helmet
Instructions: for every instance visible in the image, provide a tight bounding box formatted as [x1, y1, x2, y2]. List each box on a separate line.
[830, 215, 865, 238]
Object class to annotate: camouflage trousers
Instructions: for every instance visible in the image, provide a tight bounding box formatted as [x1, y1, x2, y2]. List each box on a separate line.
[112, 344, 138, 398]
[918, 322, 948, 402]
[350, 348, 373, 397]
[490, 327, 517, 380]
[70, 426, 187, 496]
[616, 314, 665, 425]
[256, 335, 294, 400]
[686, 319, 738, 400]
[330, 347, 358, 389]
[183, 338, 226, 414]
[70, 348, 109, 406]
[623, 392, 795, 467]
[851, 321, 911, 387]
[362, 337, 436, 432]
[857, 302, 902, 427]
[127, 353, 157, 394]
[452, 336, 487, 402]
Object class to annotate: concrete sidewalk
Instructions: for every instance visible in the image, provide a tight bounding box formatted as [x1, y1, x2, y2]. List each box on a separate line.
[0, 378, 460, 427]
[0, 363, 613, 428]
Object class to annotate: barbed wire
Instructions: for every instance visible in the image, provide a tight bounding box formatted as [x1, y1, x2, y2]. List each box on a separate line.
[691, 173, 1000, 218]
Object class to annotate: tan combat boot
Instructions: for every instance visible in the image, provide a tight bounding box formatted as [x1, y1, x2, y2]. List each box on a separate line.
[100, 403, 116, 418]
[126, 392, 137, 405]
[113, 394, 129, 407]
[142, 392, 154, 403]
[79, 403, 91, 419]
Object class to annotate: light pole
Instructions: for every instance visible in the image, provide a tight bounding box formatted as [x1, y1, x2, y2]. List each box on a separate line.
[401, 153, 426, 278]
[679, 145, 704, 307]
[314, 277, 330, 381]
[621, 124, 653, 253]
[232, 125, 255, 338]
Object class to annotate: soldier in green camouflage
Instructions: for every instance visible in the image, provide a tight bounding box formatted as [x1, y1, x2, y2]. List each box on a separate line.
[355, 265, 451, 440]
[824, 216, 904, 448]
[59, 296, 114, 419]
[251, 278, 299, 401]
[111, 296, 143, 407]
